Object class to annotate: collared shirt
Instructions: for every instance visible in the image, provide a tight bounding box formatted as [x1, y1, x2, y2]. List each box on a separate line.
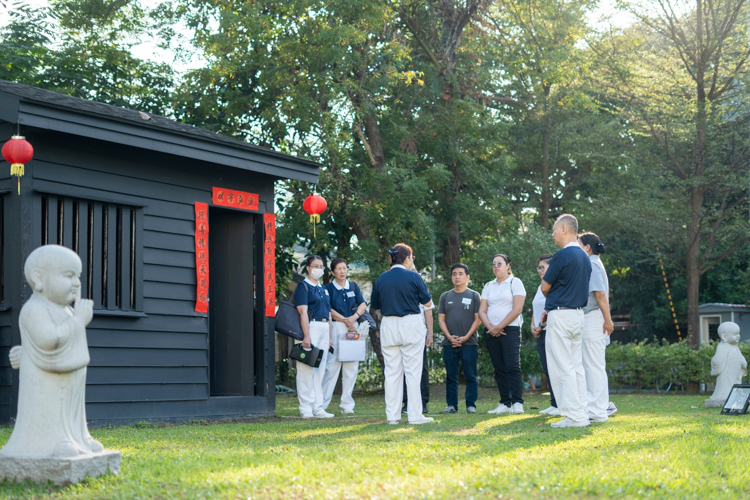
[480, 275, 526, 327]
[293, 278, 331, 320]
[324, 279, 365, 317]
[583, 255, 609, 313]
[371, 266, 432, 317]
[532, 285, 546, 328]
[543, 242, 591, 310]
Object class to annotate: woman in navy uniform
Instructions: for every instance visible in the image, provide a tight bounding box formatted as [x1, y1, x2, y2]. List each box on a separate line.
[322, 258, 367, 414]
[293, 255, 334, 418]
[370, 243, 434, 425]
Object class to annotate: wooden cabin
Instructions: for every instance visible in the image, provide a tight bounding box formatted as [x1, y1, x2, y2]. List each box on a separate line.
[0, 80, 319, 425]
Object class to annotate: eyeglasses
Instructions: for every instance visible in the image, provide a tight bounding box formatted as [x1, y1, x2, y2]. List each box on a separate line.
[536, 266, 547, 272]
[491, 262, 506, 268]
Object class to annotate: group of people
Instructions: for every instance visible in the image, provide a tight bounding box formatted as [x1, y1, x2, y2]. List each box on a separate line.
[291, 213, 616, 427]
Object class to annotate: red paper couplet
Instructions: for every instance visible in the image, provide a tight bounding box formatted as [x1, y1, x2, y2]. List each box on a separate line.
[263, 213, 276, 317]
[195, 202, 209, 313]
[212, 187, 260, 211]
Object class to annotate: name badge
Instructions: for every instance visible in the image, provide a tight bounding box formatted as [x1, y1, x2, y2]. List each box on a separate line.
[324, 290, 329, 295]
[461, 298, 472, 305]
[347, 291, 355, 298]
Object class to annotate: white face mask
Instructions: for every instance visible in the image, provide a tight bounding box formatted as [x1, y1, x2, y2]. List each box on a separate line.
[310, 268, 325, 280]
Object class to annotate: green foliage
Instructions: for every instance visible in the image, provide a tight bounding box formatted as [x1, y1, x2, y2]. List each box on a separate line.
[0, 1, 175, 113]
[606, 340, 750, 392]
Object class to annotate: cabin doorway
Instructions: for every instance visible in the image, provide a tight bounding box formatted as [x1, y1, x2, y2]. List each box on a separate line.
[209, 207, 256, 396]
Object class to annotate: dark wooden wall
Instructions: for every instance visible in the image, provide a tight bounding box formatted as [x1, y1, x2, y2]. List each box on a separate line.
[0, 129, 277, 425]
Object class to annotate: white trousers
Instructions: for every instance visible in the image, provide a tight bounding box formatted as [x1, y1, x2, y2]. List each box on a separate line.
[295, 321, 330, 416]
[381, 314, 426, 423]
[321, 321, 359, 412]
[583, 310, 609, 420]
[545, 309, 588, 424]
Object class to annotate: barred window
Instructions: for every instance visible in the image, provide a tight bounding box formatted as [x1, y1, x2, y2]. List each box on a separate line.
[39, 194, 141, 312]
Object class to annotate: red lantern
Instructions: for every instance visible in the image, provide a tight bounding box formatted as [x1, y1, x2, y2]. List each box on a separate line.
[2, 136, 33, 195]
[303, 194, 327, 237]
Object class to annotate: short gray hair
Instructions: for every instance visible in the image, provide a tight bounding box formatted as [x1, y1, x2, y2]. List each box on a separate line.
[554, 214, 578, 234]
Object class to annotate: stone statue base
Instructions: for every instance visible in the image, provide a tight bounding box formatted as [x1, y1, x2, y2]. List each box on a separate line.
[0, 450, 121, 486]
[705, 398, 725, 408]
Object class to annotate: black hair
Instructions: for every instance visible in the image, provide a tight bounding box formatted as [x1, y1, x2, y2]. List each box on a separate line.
[304, 255, 324, 271]
[450, 263, 470, 275]
[538, 253, 553, 264]
[492, 253, 510, 265]
[388, 243, 412, 266]
[579, 232, 606, 255]
[330, 258, 347, 272]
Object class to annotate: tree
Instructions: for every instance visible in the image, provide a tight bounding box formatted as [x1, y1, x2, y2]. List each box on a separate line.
[0, 0, 175, 113]
[592, 0, 750, 345]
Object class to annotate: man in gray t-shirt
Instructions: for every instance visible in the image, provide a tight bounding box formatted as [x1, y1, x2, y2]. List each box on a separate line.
[438, 264, 482, 413]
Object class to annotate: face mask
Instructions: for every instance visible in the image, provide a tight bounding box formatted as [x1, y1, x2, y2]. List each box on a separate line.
[310, 268, 324, 280]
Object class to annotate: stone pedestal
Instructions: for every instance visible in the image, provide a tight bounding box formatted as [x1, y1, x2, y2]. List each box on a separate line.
[704, 398, 725, 408]
[0, 450, 121, 486]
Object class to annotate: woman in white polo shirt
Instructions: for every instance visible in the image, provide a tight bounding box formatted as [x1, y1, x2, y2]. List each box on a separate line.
[479, 253, 527, 415]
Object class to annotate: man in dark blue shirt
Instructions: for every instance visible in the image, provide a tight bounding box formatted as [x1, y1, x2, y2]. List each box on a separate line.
[540, 214, 592, 428]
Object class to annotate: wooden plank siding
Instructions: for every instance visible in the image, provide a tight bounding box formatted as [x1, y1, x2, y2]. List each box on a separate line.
[0, 132, 277, 425]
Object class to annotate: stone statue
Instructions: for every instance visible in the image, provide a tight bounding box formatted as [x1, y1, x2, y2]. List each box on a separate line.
[0, 245, 120, 485]
[705, 322, 748, 408]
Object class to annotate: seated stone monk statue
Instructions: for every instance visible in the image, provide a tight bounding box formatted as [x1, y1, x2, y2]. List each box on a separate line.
[0, 245, 102, 458]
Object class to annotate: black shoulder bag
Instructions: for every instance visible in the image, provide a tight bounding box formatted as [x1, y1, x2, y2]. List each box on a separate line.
[275, 282, 313, 341]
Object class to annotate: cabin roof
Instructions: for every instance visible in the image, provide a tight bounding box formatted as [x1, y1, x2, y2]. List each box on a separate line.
[0, 80, 320, 183]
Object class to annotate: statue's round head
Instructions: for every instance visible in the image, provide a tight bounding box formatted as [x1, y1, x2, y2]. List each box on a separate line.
[717, 322, 741, 345]
[24, 245, 83, 306]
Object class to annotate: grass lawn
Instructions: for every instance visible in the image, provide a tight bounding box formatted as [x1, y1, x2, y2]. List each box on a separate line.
[0, 385, 748, 499]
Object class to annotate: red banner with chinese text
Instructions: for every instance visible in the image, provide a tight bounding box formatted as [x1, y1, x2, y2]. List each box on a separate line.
[195, 202, 209, 313]
[263, 213, 276, 317]
[212, 187, 260, 211]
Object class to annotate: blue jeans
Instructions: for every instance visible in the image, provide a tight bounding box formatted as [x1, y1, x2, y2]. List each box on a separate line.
[443, 344, 478, 409]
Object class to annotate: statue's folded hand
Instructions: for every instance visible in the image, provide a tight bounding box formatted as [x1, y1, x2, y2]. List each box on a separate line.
[8, 346, 21, 370]
[73, 298, 94, 325]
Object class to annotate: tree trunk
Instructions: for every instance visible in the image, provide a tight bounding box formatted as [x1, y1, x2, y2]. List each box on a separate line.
[441, 214, 461, 269]
[685, 185, 704, 347]
[539, 124, 551, 229]
[369, 308, 386, 370]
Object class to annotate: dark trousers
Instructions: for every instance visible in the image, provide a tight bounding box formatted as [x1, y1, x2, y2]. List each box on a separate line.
[403, 347, 429, 409]
[443, 344, 478, 409]
[484, 327, 523, 405]
[535, 329, 557, 408]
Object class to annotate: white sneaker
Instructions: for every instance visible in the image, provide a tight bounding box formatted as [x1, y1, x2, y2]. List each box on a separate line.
[550, 417, 589, 428]
[539, 406, 556, 415]
[607, 402, 618, 416]
[589, 415, 608, 423]
[387, 420, 400, 425]
[547, 406, 561, 416]
[341, 409, 354, 415]
[313, 410, 334, 419]
[301, 413, 314, 419]
[409, 417, 434, 425]
[512, 403, 524, 414]
[488, 403, 512, 414]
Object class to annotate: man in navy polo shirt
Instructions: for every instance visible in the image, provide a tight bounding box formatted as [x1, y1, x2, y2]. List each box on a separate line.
[541, 214, 592, 428]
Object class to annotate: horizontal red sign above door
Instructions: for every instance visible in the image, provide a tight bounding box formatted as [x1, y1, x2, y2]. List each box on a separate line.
[212, 187, 260, 211]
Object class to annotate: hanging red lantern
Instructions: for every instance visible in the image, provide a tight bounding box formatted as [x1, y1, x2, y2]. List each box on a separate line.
[2, 136, 33, 195]
[303, 194, 327, 237]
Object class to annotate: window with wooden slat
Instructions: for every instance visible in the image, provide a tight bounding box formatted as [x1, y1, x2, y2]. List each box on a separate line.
[39, 194, 142, 312]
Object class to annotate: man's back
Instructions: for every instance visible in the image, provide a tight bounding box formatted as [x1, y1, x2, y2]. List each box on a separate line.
[543, 246, 591, 310]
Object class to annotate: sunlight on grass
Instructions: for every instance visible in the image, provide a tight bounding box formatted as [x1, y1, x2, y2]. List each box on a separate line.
[0, 387, 748, 499]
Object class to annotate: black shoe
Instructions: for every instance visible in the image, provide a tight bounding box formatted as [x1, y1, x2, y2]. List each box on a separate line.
[422, 405, 429, 414]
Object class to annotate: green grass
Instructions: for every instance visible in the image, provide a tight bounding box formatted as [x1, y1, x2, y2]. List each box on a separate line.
[1, 385, 749, 499]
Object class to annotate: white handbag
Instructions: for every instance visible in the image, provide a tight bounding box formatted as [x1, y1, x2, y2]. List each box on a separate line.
[337, 321, 368, 362]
